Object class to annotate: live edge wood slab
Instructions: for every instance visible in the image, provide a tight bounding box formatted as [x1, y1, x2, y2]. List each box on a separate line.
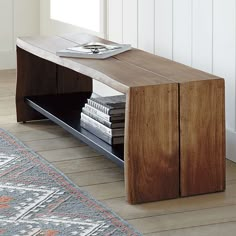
[16, 33, 225, 204]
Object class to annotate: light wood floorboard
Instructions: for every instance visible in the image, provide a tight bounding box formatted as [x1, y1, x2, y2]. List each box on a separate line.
[53, 156, 118, 174]
[144, 221, 236, 236]
[103, 180, 236, 220]
[24, 136, 85, 152]
[67, 167, 124, 186]
[38, 146, 101, 162]
[1, 69, 236, 235]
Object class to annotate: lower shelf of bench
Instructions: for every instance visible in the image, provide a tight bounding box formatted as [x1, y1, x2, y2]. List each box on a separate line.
[25, 93, 124, 167]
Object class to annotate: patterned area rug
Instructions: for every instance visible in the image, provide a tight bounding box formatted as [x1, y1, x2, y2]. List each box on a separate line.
[0, 129, 141, 236]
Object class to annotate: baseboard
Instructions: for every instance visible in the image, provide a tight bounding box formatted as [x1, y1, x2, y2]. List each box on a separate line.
[227, 128, 236, 163]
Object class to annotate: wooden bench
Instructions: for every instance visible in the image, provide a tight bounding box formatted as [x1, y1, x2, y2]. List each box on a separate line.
[16, 33, 225, 204]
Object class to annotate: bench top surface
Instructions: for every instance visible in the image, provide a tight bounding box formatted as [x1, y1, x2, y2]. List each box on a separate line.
[17, 33, 221, 93]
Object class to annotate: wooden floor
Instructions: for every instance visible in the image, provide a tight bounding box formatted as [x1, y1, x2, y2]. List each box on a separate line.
[1, 69, 236, 235]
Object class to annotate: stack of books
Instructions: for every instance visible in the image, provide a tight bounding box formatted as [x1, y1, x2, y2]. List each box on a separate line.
[80, 95, 126, 145]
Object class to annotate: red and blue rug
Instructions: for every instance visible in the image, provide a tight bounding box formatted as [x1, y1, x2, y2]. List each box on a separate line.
[0, 129, 141, 236]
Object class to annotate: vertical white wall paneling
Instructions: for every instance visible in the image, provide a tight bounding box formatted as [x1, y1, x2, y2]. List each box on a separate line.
[107, 0, 123, 43]
[0, 0, 13, 51]
[213, 0, 236, 131]
[138, 0, 154, 53]
[155, 0, 173, 59]
[0, 0, 40, 69]
[123, 0, 138, 47]
[96, 0, 123, 95]
[173, 0, 192, 66]
[14, 0, 40, 39]
[192, 0, 213, 73]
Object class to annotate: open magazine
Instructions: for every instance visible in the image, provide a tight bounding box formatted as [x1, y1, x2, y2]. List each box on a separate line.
[56, 42, 132, 59]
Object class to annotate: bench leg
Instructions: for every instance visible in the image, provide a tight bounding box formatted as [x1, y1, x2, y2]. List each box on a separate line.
[180, 79, 226, 196]
[16, 47, 92, 122]
[125, 84, 179, 204]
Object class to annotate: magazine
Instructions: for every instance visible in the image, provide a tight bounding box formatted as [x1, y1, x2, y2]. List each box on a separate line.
[56, 42, 131, 59]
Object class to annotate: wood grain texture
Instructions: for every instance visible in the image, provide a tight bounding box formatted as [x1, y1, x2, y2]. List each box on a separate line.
[128, 204, 236, 234]
[180, 79, 226, 196]
[57, 33, 221, 84]
[38, 146, 100, 163]
[66, 167, 123, 186]
[81, 181, 125, 200]
[114, 49, 220, 83]
[16, 36, 173, 93]
[57, 65, 92, 94]
[16, 47, 57, 122]
[146, 221, 236, 236]
[125, 84, 179, 204]
[24, 136, 85, 152]
[103, 180, 236, 221]
[16, 47, 93, 122]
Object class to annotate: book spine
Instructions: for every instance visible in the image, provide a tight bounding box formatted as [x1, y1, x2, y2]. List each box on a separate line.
[80, 120, 112, 145]
[87, 99, 110, 115]
[81, 113, 113, 136]
[82, 107, 112, 128]
[84, 104, 111, 121]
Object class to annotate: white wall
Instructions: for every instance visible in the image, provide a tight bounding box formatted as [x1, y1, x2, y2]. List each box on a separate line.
[108, 0, 236, 162]
[40, 0, 106, 37]
[0, 0, 40, 69]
